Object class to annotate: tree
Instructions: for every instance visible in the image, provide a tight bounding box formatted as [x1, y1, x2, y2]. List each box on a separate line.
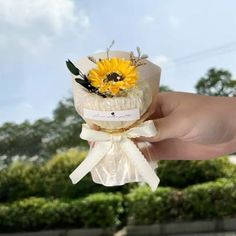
[53, 97, 78, 122]
[0, 96, 86, 167]
[195, 68, 236, 96]
[159, 85, 173, 92]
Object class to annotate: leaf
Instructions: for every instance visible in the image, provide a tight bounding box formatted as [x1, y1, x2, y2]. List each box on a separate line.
[136, 47, 141, 57]
[75, 78, 87, 85]
[75, 79, 91, 91]
[108, 40, 115, 50]
[88, 56, 97, 64]
[141, 54, 148, 59]
[75, 78, 96, 91]
[75, 78, 106, 98]
[66, 60, 80, 76]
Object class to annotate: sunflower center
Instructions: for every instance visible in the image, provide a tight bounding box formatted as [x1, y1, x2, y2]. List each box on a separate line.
[105, 72, 124, 82]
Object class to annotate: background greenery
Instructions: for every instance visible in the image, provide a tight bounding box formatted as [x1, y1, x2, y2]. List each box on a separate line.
[0, 68, 236, 232]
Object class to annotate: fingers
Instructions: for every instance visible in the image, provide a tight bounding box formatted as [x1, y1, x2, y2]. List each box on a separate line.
[140, 139, 225, 160]
[152, 116, 180, 141]
[138, 114, 186, 142]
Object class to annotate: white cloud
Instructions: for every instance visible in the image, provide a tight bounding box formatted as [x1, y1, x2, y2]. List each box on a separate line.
[142, 15, 155, 24]
[0, 0, 78, 32]
[151, 55, 174, 67]
[168, 15, 181, 29]
[0, 0, 90, 55]
[77, 10, 90, 28]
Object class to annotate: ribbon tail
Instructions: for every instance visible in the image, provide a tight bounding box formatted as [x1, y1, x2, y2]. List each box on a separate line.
[69, 142, 111, 184]
[122, 139, 160, 191]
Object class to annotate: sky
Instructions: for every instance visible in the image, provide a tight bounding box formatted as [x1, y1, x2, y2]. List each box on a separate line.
[0, 0, 236, 125]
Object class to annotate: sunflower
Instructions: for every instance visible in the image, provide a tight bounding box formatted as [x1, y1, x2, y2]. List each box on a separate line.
[87, 57, 138, 96]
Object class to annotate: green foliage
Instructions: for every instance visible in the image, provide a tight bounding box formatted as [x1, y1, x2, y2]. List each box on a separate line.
[0, 148, 129, 202]
[41, 119, 86, 158]
[182, 178, 236, 220]
[159, 85, 173, 92]
[53, 97, 81, 123]
[0, 193, 123, 232]
[0, 97, 86, 165]
[126, 177, 236, 225]
[0, 119, 51, 163]
[157, 157, 235, 188]
[41, 149, 131, 198]
[195, 68, 236, 96]
[79, 193, 123, 228]
[0, 162, 43, 202]
[1, 178, 236, 232]
[42, 148, 108, 198]
[0, 151, 234, 202]
[0, 149, 85, 201]
[126, 186, 179, 224]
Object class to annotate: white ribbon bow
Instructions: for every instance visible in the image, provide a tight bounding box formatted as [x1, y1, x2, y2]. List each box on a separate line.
[69, 120, 160, 191]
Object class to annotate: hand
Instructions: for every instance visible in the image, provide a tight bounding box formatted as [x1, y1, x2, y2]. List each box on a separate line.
[137, 92, 236, 160]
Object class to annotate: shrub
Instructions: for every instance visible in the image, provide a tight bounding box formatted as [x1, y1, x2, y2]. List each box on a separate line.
[182, 178, 236, 220]
[0, 148, 128, 202]
[0, 149, 87, 201]
[42, 148, 93, 198]
[0, 193, 123, 232]
[41, 148, 130, 198]
[157, 156, 234, 188]
[126, 186, 181, 224]
[126, 177, 236, 225]
[79, 193, 124, 228]
[0, 162, 43, 202]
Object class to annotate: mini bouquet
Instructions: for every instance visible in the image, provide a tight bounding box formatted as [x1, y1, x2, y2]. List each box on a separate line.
[66, 42, 161, 191]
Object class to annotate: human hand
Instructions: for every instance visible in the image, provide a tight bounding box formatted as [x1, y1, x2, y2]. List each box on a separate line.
[137, 92, 236, 160]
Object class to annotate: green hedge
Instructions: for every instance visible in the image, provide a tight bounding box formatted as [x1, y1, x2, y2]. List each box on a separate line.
[126, 177, 236, 225]
[0, 148, 131, 202]
[0, 149, 235, 203]
[1, 178, 236, 232]
[182, 178, 236, 219]
[0, 193, 123, 232]
[157, 157, 235, 188]
[126, 186, 181, 224]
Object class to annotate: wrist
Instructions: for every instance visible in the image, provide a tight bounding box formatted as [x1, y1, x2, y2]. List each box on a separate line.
[229, 97, 236, 139]
[223, 97, 236, 154]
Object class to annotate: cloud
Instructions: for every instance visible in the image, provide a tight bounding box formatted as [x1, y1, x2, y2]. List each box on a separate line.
[77, 10, 90, 28]
[168, 15, 181, 29]
[0, 0, 78, 32]
[142, 15, 155, 24]
[0, 0, 90, 55]
[151, 55, 174, 67]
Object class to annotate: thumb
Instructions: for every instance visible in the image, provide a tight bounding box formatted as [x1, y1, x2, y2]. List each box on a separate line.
[139, 115, 182, 142]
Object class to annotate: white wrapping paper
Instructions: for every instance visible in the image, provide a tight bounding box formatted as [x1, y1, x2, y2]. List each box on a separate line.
[69, 50, 161, 190]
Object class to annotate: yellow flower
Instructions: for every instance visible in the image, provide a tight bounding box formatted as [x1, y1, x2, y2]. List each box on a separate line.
[87, 58, 138, 96]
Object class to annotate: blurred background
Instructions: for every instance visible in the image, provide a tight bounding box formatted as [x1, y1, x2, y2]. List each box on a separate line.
[0, 0, 236, 235]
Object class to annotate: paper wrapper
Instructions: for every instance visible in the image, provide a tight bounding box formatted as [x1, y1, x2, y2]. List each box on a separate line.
[70, 51, 161, 189]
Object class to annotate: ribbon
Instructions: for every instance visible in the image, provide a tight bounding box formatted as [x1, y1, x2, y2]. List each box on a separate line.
[69, 120, 160, 191]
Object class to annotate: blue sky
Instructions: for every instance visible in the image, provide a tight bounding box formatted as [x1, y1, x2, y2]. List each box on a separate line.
[0, 0, 236, 125]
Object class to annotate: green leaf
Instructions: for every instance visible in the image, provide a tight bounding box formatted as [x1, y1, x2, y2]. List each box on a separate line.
[75, 78, 87, 85]
[75, 78, 96, 92]
[66, 60, 80, 76]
